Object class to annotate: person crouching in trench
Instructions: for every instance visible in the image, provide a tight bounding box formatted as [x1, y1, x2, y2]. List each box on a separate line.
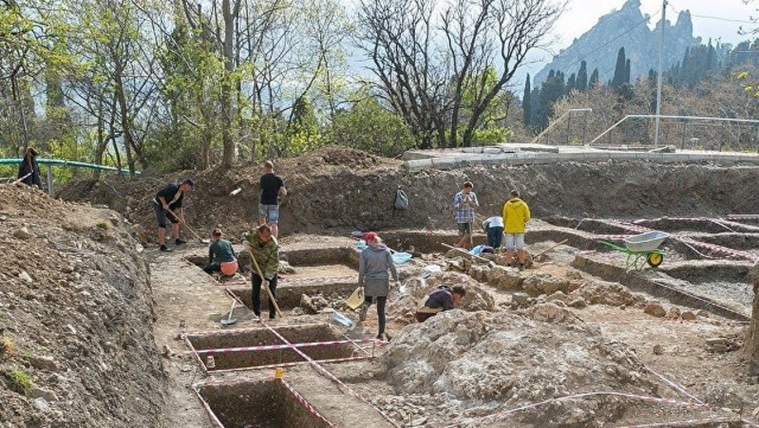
[414, 284, 467, 322]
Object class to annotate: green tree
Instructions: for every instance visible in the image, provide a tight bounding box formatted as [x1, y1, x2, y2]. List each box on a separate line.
[577, 60, 588, 92]
[611, 47, 627, 89]
[522, 74, 532, 128]
[589, 68, 600, 87]
[326, 95, 414, 157]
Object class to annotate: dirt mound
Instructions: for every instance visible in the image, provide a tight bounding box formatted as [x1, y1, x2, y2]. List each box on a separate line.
[58, 148, 759, 246]
[0, 184, 165, 427]
[380, 310, 659, 427]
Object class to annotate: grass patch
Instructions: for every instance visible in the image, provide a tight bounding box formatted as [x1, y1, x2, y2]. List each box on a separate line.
[7, 367, 33, 394]
[0, 336, 14, 356]
[96, 221, 110, 230]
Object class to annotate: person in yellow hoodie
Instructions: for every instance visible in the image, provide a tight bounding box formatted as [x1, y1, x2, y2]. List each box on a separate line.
[502, 190, 531, 271]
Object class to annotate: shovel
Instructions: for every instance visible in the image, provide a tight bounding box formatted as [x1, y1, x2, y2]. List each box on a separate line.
[245, 241, 284, 319]
[220, 299, 237, 326]
[166, 209, 210, 244]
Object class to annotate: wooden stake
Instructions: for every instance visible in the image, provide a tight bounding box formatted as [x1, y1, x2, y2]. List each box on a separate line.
[532, 239, 569, 259]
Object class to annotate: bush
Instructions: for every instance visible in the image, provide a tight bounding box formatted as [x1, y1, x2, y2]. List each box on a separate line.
[7, 368, 33, 394]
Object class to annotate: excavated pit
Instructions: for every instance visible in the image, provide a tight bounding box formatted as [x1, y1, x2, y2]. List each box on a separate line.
[197, 378, 333, 428]
[226, 278, 357, 311]
[186, 324, 360, 372]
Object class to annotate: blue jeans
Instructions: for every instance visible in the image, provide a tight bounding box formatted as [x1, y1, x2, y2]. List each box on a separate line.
[487, 226, 504, 248]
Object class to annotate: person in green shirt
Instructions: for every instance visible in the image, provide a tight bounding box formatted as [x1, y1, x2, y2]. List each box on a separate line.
[243, 224, 280, 319]
[203, 229, 238, 276]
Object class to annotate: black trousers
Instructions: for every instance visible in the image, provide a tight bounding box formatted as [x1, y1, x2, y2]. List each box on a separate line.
[364, 296, 387, 335]
[252, 274, 278, 319]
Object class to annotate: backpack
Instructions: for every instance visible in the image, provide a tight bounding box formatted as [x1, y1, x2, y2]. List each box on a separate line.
[394, 187, 409, 210]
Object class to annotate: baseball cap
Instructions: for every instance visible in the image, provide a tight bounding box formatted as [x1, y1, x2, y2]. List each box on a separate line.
[182, 178, 195, 187]
[364, 232, 377, 242]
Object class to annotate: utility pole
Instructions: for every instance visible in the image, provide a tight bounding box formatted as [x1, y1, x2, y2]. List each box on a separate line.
[654, 0, 667, 147]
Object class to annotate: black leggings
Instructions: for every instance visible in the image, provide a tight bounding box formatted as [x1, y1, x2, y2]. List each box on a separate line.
[364, 296, 387, 335]
[252, 274, 278, 319]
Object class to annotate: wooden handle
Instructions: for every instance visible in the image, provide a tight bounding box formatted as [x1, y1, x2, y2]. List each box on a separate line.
[245, 241, 283, 318]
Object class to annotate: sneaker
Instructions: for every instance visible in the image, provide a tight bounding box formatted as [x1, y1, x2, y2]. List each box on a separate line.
[358, 304, 368, 322]
[175, 238, 187, 245]
[159, 245, 172, 252]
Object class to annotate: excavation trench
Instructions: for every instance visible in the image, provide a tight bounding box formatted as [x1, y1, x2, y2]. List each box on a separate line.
[185, 324, 363, 372]
[197, 378, 334, 428]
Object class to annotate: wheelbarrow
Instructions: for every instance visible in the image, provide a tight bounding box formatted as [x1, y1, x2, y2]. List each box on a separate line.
[599, 231, 669, 270]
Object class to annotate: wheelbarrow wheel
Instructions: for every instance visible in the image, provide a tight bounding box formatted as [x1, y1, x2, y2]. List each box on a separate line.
[646, 252, 663, 268]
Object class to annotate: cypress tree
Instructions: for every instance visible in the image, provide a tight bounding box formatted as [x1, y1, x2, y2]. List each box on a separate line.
[624, 59, 631, 84]
[566, 73, 577, 93]
[589, 68, 600, 87]
[611, 47, 627, 88]
[577, 60, 588, 92]
[522, 74, 532, 127]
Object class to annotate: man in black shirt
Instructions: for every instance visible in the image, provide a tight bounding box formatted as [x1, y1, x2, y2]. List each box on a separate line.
[153, 178, 194, 252]
[258, 160, 287, 238]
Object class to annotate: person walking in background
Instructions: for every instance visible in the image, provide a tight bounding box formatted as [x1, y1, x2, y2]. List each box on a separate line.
[153, 178, 194, 252]
[203, 229, 238, 277]
[453, 181, 479, 249]
[358, 232, 398, 341]
[482, 215, 504, 249]
[502, 189, 531, 271]
[259, 160, 287, 238]
[244, 224, 280, 320]
[17, 147, 42, 189]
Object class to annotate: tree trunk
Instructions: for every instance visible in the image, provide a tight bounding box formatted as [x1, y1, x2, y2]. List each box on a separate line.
[220, 0, 237, 169]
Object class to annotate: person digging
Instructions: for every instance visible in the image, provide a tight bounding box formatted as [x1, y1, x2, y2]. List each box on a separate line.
[243, 224, 280, 320]
[153, 178, 194, 252]
[414, 284, 467, 323]
[203, 229, 238, 278]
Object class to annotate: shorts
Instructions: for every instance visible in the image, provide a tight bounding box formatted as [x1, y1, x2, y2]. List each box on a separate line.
[504, 233, 525, 250]
[258, 203, 280, 224]
[220, 260, 239, 276]
[457, 223, 472, 236]
[154, 202, 179, 228]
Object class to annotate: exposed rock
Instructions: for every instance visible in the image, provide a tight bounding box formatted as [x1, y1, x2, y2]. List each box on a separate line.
[27, 387, 58, 402]
[29, 355, 58, 372]
[653, 344, 664, 355]
[522, 274, 582, 297]
[32, 397, 50, 413]
[667, 307, 681, 320]
[644, 302, 667, 318]
[547, 291, 570, 304]
[681, 311, 697, 321]
[571, 280, 646, 307]
[482, 265, 523, 290]
[278, 260, 296, 274]
[13, 227, 32, 240]
[512, 292, 530, 307]
[18, 271, 33, 283]
[300, 294, 328, 315]
[568, 297, 588, 309]
[530, 303, 575, 323]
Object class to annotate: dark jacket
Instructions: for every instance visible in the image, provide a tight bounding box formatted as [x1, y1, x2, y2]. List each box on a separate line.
[18, 154, 42, 188]
[424, 286, 455, 311]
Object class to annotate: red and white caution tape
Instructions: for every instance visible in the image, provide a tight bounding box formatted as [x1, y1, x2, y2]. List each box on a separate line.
[280, 378, 339, 428]
[442, 391, 707, 428]
[190, 338, 378, 355]
[204, 356, 371, 374]
[192, 386, 225, 428]
[643, 365, 703, 405]
[615, 416, 744, 428]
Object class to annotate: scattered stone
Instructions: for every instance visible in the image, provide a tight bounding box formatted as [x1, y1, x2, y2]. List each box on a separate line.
[65, 324, 77, 335]
[18, 271, 33, 283]
[278, 261, 296, 274]
[486, 266, 523, 290]
[27, 387, 58, 402]
[511, 292, 530, 306]
[32, 397, 50, 413]
[300, 294, 329, 315]
[547, 291, 570, 304]
[705, 337, 736, 353]
[29, 355, 58, 372]
[523, 274, 582, 297]
[530, 303, 573, 323]
[291, 307, 304, 315]
[568, 297, 587, 309]
[653, 344, 663, 355]
[680, 311, 697, 321]
[12, 227, 32, 240]
[667, 307, 681, 320]
[644, 302, 666, 318]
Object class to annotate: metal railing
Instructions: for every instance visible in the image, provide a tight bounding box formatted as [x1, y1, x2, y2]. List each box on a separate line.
[1, 158, 137, 194]
[531, 108, 593, 145]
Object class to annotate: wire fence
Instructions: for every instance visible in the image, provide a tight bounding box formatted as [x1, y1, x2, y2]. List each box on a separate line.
[536, 113, 759, 152]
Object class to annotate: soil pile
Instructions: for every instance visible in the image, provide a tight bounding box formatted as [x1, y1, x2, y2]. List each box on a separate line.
[58, 147, 759, 245]
[0, 185, 165, 427]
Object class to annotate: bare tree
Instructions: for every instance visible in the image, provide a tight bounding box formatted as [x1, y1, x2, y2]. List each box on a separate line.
[357, 0, 561, 148]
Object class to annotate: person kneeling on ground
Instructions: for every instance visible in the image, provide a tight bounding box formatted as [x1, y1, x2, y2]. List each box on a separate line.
[414, 284, 467, 322]
[243, 224, 280, 320]
[203, 229, 238, 277]
[358, 232, 399, 341]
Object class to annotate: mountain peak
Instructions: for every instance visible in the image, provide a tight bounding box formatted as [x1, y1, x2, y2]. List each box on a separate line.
[534, 1, 699, 87]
